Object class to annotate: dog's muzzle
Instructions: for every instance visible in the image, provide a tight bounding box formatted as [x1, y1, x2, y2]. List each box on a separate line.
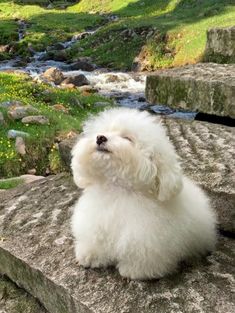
[96, 135, 110, 153]
[96, 135, 107, 145]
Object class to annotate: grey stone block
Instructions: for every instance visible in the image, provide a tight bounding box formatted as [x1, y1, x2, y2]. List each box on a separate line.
[146, 63, 235, 118]
[0, 174, 234, 313]
[162, 117, 235, 234]
[0, 115, 234, 313]
[204, 26, 235, 63]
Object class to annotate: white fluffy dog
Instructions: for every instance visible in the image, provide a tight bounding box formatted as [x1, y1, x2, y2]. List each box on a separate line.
[71, 108, 217, 280]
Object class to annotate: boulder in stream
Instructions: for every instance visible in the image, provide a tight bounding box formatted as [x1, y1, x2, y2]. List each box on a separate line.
[68, 61, 95, 71]
[62, 74, 90, 87]
[42, 67, 65, 85]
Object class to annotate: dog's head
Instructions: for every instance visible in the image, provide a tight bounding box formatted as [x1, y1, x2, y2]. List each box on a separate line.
[71, 108, 182, 201]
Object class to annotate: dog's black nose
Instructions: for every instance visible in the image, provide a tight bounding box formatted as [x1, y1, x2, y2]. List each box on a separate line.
[96, 135, 107, 145]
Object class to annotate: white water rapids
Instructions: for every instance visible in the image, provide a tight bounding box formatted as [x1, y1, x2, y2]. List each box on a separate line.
[0, 27, 196, 119]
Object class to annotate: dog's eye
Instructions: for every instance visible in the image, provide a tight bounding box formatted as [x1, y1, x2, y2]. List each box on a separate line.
[122, 136, 133, 143]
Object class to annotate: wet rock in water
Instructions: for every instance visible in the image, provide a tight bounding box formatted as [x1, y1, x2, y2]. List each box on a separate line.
[13, 59, 28, 67]
[42, 67, 65, 85]
[94, 101, 111, 107]
[138, 103, 151, 111]
[0, 100, 23, 109]
[8, 105, 38, 120]
[36, 52, 50, 61]
[7, 129, 29, 139]
[72, 32, 91, 41]
[68, 61, 95, 71]
[138, 96, 146, 102]
[0, 112, 5, 126]
[150, 104, 175, 115]
[60, 83, 75, 89]
[146, 63, 235, 118]
[21, 115, 50, 125]
[51, 42, 65, 51]
[48, 50, 68, 62]
[62, 74, 90, 87]
[15, 136, 26, 155]
[105, 74, 124, 83]
[78, 85, 98, 94]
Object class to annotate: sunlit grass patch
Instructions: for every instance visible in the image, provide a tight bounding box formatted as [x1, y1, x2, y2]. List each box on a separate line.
[70, 0, 235, 69]
[0, 177, 24, 189]
[0, 72, 112, 178]
[0, 1, 104, 57]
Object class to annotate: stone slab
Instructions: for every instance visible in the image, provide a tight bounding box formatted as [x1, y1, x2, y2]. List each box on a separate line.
[0, 274, 48, 313]
[0, 174, 235, 313]
[204, 26, 235, 63]
[145, 63, 235, 118]
[162, 117, 235, 234]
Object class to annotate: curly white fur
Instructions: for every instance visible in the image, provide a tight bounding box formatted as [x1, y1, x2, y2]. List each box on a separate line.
[71, 108, 217, 280]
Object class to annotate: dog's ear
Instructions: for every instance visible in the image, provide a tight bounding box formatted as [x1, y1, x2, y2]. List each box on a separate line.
[154, 147, 183, 202]
[71, 135, 91, 189]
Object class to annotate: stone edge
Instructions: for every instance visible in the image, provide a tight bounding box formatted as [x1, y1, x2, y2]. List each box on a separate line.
[0, 246, 92, 313]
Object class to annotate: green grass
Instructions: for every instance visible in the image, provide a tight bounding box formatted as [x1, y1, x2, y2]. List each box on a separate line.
[0, 19, 18, 45]
[0, 0, 104, 56]
[0, 177, 24, 189]
[0, 1, 234, 68]
[70, 0, 235, 69]
[0, 72, 112, 178]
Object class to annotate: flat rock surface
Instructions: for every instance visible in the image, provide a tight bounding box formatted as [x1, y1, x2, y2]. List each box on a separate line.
[145, 63, 235, 118]
[163, 118, 234, 195]
[163, 118, 235, 234]
[0, 174, 235, 313]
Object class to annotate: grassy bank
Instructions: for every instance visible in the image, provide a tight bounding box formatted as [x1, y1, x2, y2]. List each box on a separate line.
[0, 177, 24, 189]
[0, 72, 111, 178]
[0, 1, 234, 69]
[72, 0, 235, 69]
[0, 0, 104, 57]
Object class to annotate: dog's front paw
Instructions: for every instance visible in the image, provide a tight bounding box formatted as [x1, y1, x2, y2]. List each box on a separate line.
[118, 264, 160, 280]
[75, 244, 108, 269]
[118, 264, 140, 280]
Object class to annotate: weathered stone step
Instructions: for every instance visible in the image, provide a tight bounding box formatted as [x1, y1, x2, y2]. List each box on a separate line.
[0, 174, 235, 313]
[204, 26, 235, 64]
[0, 117, 234, 313]
[0, 274, 48, 313]
[145, 63, 235, 118]
[163, 118, 235, 234]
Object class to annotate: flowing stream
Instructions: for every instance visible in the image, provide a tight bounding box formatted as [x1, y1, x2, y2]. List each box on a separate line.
[0, 23, 196, 120]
